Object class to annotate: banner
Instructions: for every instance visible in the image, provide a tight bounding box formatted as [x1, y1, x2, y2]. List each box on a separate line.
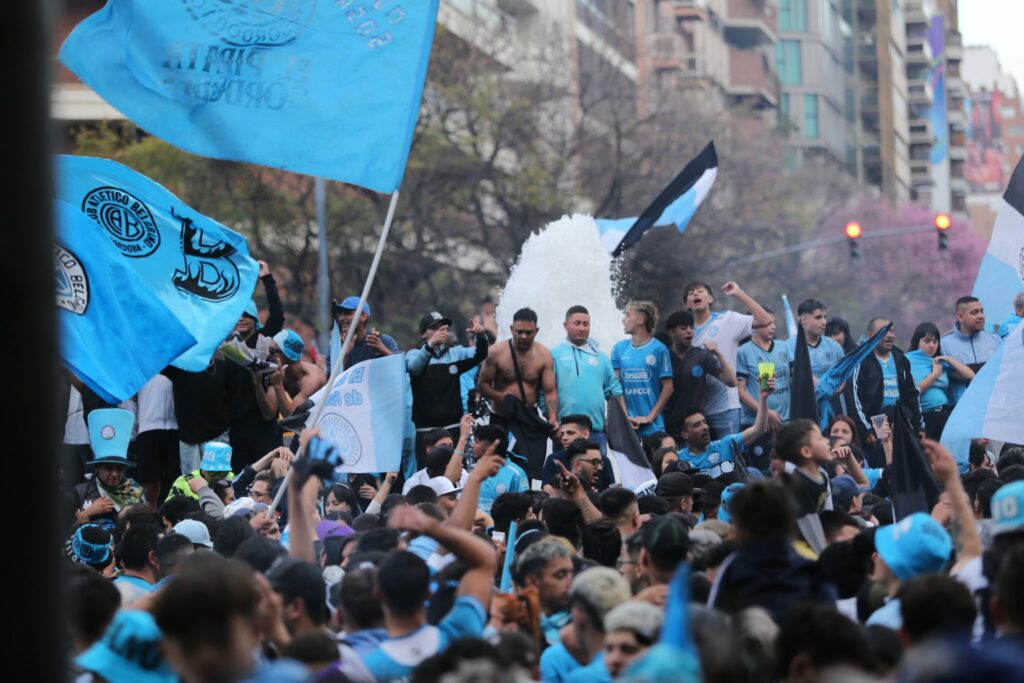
[307, 354, 407, 474]
[60, 0, 440, 193]
[57, 155, 259, 371]
[56, 200, 197, 404]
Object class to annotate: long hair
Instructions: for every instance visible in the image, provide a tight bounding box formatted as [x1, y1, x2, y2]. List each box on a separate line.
[909, 322, 943, 356]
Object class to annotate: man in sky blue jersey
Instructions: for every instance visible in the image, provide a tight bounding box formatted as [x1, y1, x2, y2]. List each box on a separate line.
[612, 301, 673, 437]
[786, 299, 846, 381]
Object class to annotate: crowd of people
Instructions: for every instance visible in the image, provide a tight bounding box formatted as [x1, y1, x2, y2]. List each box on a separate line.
[60, 270, 1024, 683]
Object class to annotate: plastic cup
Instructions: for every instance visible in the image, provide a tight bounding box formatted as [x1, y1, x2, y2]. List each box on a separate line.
[757, 362, 775, 392]
[870, 414, 886, 439]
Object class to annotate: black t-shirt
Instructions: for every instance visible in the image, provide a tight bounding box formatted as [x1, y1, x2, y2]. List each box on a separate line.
[163, 362, 237, 445]
[664, 346, 722, 437]
[790, 467, 833, 517]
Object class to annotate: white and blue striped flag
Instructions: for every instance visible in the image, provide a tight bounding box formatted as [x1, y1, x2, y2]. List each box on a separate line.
[973, 156, 1024, 330]
[941, 324, 1024, 470]
[596, 142, 717, 256]
[307, 354, 407, 474]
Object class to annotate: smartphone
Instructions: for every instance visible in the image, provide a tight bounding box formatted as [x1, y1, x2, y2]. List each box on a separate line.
[492, 531, 506, 544]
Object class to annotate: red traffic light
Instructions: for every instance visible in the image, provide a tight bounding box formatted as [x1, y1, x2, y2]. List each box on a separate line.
[845, 221, 862, 239]
[934, 212, 951, 230]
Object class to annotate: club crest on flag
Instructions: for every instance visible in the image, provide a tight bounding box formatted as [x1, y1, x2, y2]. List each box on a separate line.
[317, 413, 363, 467]
[182, 0, 317, 46]
[55, 245, 89, 315]
[82, 187, 160, 257]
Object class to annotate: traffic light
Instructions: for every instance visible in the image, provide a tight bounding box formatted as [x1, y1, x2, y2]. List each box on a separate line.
[935, 212, 951, 251]
[845, 221, 862, 260]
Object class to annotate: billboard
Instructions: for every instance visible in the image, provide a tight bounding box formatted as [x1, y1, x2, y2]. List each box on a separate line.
[966, 89, 1006, 192]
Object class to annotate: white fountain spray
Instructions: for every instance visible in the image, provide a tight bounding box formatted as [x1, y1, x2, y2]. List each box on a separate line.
[495, 214, 626, 353]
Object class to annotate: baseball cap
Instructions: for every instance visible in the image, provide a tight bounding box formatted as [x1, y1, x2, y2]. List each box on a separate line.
[199, 442, 233, 473]
[717, 483, 745, 523]
[223, 496, 259, 519]
[655, 472, 700, 498]
[76, 610, 176, 683]
[874, 512, 953, 581]
[700, 480, 727, 508]
[173, 520, 214, 548]
[64, 524, 112, 568]
[316, 520, 355, 542]
[419, 311, 453, 333]
[335, 296, 370, 317]
[266, 557, 328, 619]
[990, 481, 1024, 536]
[426, 476, 462, 498]
[272, 329, 305, 362]
[831, 474, 869, 510]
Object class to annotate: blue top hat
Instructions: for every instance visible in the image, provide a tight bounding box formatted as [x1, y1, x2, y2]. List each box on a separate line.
[200, 442, 233, 473]
[273, 329, 305, 362]
[87, 408, 135, 467]
[76, 610, 176, 683]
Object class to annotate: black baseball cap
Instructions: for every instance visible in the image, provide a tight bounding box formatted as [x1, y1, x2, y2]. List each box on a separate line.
[655, 472, 702, 498]
[700, 480, 727, 507]
[419, 311, 453, 333]
[641, 516, 690, 557]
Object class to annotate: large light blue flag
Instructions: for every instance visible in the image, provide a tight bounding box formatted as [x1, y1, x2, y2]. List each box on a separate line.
[56, 200, 197, 404]
[596, 142, 717, 255]
[306, 354, 407, 474]
[972, 156, 1024, 331]
[60, 0, 439, 193]
[781, 294, 797, 340]
[942, 324, 1024, 470]
[56, 155, 259, 371]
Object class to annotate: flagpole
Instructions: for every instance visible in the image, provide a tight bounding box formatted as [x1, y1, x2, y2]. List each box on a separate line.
[268, 190, 401, 516]
[316, 177, 330, 355]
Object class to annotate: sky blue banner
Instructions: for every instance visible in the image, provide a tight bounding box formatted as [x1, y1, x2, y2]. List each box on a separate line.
[56, 200, 197, 404]
[56, 155, 259, 371]
[60, 0, 440, 193]
[307, 354, 407, 474]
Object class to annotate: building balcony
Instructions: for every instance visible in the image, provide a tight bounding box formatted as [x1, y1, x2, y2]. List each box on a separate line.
[649, 32, 703, 76]
[724, 0, 776, 48]
[672, 0, 711, 21]
[905, 1, 935, 28]
[909, 119, 934, 144]
[908, 80, 934, 105]
[947, 75, 965, 97]
[905, 35, 933, 65]
[727, 47, 778, 106]
[949, 145, 967, 162]
[496, 0, 539, 15]
[951, 177, 968, 195]
[946, 32, 962, 61]
[947, 107, 966, 129]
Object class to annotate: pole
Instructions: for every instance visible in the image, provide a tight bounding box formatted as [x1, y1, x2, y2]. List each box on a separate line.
[316, 177, 330, 355]
[268, 191, 401, 516]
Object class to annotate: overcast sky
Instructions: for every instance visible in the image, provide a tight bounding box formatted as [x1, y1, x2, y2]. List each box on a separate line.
[959, 0, 1024, 87]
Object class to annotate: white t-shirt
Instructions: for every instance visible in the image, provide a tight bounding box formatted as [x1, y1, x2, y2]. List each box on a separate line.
[137, 374, 177, 433]
[692, 310, 754, 414]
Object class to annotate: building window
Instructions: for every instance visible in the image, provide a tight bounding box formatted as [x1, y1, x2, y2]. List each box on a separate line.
[781, 93, 791, 126]
[804, 94, 819, 139]
[776, 40, 802, 85]
[779, 0, 808, 32]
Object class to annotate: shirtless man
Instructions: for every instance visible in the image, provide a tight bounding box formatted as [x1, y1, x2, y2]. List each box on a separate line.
[476, 307, 559, 431]
[267, 329, 327, 417]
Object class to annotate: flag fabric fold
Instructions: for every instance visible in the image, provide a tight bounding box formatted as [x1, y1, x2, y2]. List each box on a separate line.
[942, 324, 1024, 469]
[56, 155, 259, 371]
[60, 0, 440, 193]
[972, 155, 1024, 328]
[789, 323, 820, 424]
[891, 403, 940, 520]
[596, 142, 717, 256]
[306, 354, 407, 474]
[782, 294, 797, 340]
[55, 200, 198, 404]
[815, 322, 892, 428]
[605, 400, 657, 492]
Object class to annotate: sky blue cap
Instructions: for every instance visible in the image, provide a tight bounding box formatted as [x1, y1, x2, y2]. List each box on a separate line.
[87, 408, 135, 466]
[272, 329, 305, 362]
[991, 481, 1024, 536]
[336, 295, 370, 317]
[76, 610, 176, 683]
[874, 512, 952, 581]
[199, 442, 233, 473]
[242, 299, 263, 331]
[717, 483, 745, 523]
